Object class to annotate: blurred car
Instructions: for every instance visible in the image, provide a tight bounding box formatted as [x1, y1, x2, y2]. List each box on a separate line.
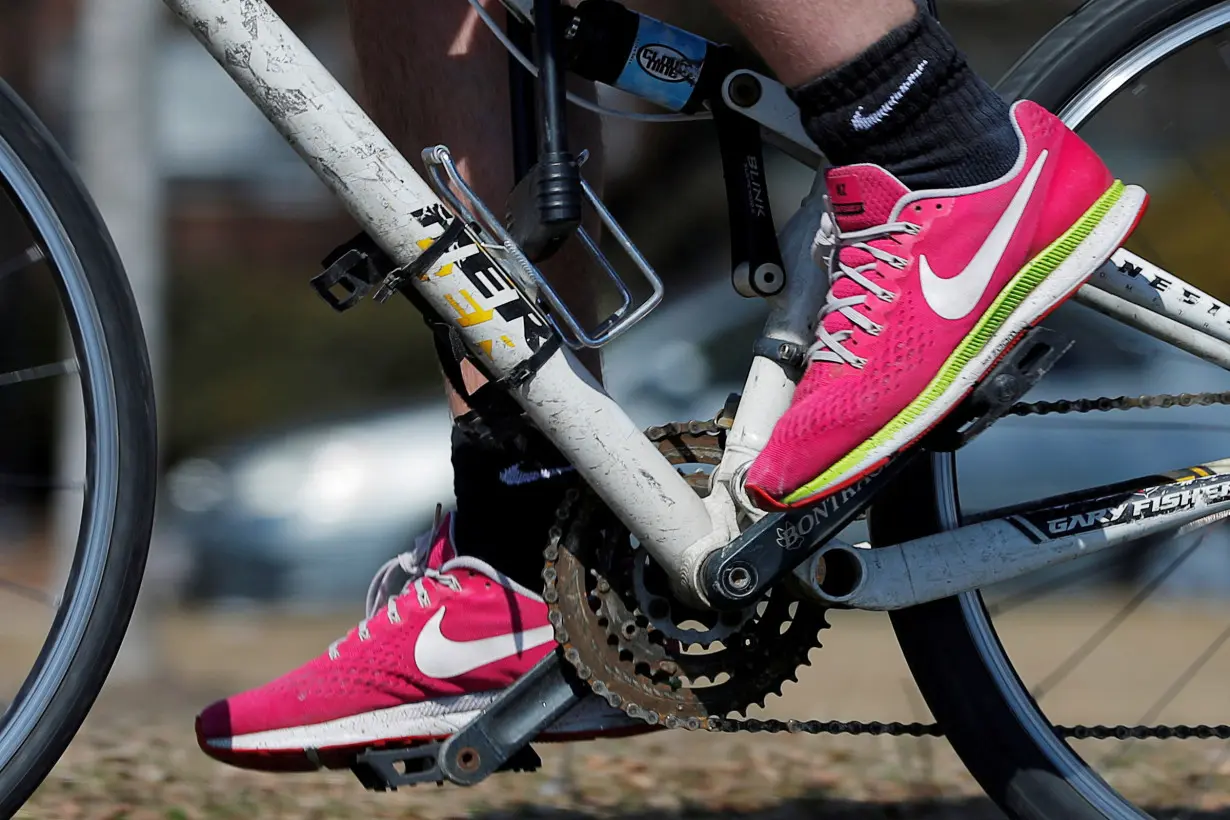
[166, 403, 456, 607]
[164, 276, 760, 607]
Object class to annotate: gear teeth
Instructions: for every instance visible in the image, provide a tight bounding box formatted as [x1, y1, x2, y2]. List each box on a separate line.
[544, 422, 828, 729]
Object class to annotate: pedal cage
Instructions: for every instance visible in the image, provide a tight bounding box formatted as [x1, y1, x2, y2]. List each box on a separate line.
[352, 742, 543, 791]
[421, 144, 664, 348]
[930, 325, 1074, 452]
[309, 221, 472, 311]
[349, 650, 582, 792]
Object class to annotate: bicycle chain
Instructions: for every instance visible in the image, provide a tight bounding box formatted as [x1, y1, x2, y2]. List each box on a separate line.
[1009, 390, 1230, 417]
[559, 395, 1230, 741]
[544, 420, 827, 729]
[706, 717, 1230, 741]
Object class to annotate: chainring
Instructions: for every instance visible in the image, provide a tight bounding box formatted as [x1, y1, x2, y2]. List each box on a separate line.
[542, 424, 829, 729]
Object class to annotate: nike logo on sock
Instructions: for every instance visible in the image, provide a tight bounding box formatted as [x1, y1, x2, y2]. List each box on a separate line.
[499, 464, 575, 487]
[850, 59, 929, 132]
[919, 150, 1049, 320]
[414, 607, 555, 679]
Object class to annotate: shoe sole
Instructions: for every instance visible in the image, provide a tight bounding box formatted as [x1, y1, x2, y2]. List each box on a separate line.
[197, 692, 654, 772]
[779, 181, 1149, 509]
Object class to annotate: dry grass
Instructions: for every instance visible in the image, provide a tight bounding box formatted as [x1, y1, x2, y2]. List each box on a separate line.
[14, 600, 1230, 819]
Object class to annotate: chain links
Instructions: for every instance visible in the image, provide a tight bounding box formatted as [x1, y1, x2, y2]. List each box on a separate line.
[1009, 390, 1230, 417]
[585, 394, 1230, 741]
[706, 717, 1230, 740]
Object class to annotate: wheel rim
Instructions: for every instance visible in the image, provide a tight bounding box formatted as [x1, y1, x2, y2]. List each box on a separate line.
[0, 129, 121, 772]
[951, 4, 1230, 815]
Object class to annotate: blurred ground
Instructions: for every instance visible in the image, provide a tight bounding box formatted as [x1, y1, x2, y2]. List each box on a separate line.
[16, 599, 1230, 819]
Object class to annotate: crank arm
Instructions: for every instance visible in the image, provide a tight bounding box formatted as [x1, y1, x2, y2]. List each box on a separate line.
[701, 452, 916, 609]
[351, 650, 581, 790]
[798, 458, 1230, 611]
[720, 69, 822, 167]
[700, 326, 1073, 609]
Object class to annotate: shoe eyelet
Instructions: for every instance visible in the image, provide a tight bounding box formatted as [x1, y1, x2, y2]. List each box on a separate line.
[913, 204, 922, 212]
[935, 203, 943, 210]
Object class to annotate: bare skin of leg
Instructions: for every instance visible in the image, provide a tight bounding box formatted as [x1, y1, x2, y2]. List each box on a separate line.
[347, 0, 913, 416]
[345, 0, 603, 417]
[712, 0, 918, 86]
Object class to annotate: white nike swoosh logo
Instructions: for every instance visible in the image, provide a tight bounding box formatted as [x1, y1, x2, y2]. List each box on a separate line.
[919, 150, 1049, 321]
[498, 464, 575, 487]
[850, 60, 929, 132]
[414, 606, 555, 679]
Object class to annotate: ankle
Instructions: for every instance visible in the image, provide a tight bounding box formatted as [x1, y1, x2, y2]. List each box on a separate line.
[450, 422, 574, 591]
[791, 13, 1018, 190]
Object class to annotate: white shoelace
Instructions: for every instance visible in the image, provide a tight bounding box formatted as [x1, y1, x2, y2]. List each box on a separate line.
[328, 515, 460, 660]
[808, 211, 921, 369]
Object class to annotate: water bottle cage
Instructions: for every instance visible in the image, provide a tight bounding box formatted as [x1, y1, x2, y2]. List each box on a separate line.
[420, 144, 665, 349]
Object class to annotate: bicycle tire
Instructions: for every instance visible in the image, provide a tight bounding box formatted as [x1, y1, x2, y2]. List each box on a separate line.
[0, 80, 156, 816]
[881, 1, 1230, 817]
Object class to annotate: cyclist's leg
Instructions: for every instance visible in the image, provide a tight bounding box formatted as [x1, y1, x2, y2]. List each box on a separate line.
[714, 0, 1018, 190]
[346, 0, 601, 587]
[718, 1, 1147, 507]
[194, 3, 636, 769]
[714, 0, 916, 85]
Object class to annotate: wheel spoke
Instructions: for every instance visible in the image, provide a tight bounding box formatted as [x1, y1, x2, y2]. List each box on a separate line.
[1031, 534, 1207, 700]
[0, 474, 84, 492]
[1033, 418, 1230, 434]
[0, 577, 53, 607]
[0, 359, 78, 388]
[1097, 619, 1230, 772]
[1179, 142, 1230, 227]
[0, 245, 43, 285]
[987, 552, 1126, 617]
[1140, 621, 1230, 727]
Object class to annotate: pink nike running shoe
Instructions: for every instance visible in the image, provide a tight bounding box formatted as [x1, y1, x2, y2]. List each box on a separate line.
[746, 100, 1149, 510]
[195, 514, 645, 771]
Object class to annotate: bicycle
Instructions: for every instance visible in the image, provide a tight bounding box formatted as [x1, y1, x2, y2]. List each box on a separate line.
[2, 0, 1229, 816]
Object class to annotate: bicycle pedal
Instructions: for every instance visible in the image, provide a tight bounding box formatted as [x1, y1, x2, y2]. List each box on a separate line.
[311, 222, 472, 312]
[350, 651, 581, 792]
[931, 326, 1074, 452]
[352, 742, 543, 792]
[310, 234, 387, 313]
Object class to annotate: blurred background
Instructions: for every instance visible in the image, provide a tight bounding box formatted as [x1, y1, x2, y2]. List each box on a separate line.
[5, 0, 1230, 816]
[5, 0, 1222, 609]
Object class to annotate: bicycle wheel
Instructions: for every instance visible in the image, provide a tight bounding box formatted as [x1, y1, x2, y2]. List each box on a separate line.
[0, 80, 156, 815]
[880, 0, 1230, 817]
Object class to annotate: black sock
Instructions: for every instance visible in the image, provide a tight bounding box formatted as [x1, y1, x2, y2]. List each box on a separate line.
[450, 419, 575, 591]
[791, 13, 1018, 191]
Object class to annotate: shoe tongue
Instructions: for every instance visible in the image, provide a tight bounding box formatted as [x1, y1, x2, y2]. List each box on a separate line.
[426, 512, 457, 569]
[437, 555, 523, 591]
[813, 166, 911, 371]
[825, 165, 910, 232]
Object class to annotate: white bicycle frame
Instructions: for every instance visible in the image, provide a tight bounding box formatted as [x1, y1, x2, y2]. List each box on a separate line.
[163, 0, 1230, 606]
